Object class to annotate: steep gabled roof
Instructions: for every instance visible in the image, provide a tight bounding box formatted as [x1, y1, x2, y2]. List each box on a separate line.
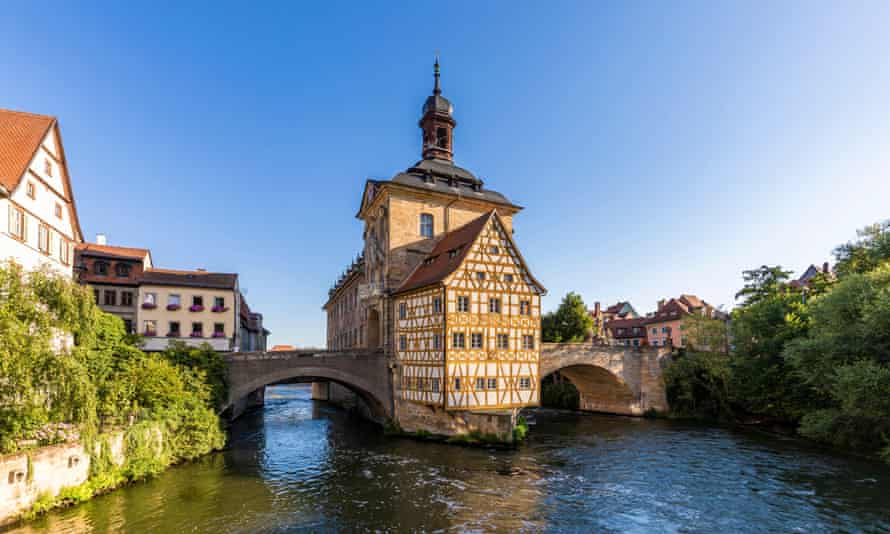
[0, 109, 54, 193]
[0, 109, 84, 242]
[395, 211, 492, 294]
[395, 210, 546, 295]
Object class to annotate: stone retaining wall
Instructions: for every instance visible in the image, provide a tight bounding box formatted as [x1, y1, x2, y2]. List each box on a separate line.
[0, 432, 126, 526]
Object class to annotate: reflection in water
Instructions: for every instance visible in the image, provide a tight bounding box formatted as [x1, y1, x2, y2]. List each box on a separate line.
[8, 385, 890, 533]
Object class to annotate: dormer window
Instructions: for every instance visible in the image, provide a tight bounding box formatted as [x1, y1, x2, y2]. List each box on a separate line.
[115, 263, 131, 278]
[448, 246, 462, 258]
[420, 213, 434, 238]
[473, 183, 482, 192]
[423, 173, 434, 184]
[94, 261, 109, 275]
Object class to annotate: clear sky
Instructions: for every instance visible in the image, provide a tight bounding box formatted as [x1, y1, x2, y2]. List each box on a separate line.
[4, 2, 889, 346]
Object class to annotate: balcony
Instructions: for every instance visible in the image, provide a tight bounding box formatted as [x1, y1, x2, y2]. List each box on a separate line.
[358, 282, 385, 300]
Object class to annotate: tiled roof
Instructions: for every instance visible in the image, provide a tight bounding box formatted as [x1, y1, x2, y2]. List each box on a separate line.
[76, 243, 151, 261]
[607, 317, 648, 339]
[646, 299, 690, 323]
[679, 294, 703, 308]
[395, 211, 493, 294]
[140, 268, 237, 290]
[0, 109, 54, 193]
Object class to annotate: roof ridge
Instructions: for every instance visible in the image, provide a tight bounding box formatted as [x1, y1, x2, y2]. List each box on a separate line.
[0, 108, 57, 121]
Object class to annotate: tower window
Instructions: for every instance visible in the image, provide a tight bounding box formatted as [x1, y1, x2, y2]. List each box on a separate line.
[436, 127, 448, 149]
[420, 213, 434, 238]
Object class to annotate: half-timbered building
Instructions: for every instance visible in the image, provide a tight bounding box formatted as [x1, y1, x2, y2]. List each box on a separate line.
[0, 109, 84, 276]
[393, 211, 546, 410]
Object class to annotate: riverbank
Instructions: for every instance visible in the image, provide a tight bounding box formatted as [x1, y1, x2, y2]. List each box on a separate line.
[0, 421, 224, 528]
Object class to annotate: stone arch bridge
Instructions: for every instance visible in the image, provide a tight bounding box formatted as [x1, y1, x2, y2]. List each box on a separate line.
[224, 344, 671, 422]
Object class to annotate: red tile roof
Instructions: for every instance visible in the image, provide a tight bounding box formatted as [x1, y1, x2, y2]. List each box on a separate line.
[141, 268, 238, 290]
[76, 243, 151, 262]
[395, 211, 494, 294]
[0, 109, 54, 193]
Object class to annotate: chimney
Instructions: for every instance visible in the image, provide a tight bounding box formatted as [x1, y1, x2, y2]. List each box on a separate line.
[594, 301, 601, 315]
[96, 233, 107, 245]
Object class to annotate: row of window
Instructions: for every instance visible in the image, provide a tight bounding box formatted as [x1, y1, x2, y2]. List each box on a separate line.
[92, 261, 132, 277]
[332, 327, 362, 350]
[473, 271, 515, 283]
[399, 296, 531, 318]
[142, 293, 226, 309]
[399, 332, 536, 351]
[404, 376, 534, 392]
[95, 289, 135, 307]
[141, 320, 226, 337]
[8, 205, 72, 265]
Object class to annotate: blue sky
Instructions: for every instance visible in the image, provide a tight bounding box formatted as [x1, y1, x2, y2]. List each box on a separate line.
[4, 2, 889, 346]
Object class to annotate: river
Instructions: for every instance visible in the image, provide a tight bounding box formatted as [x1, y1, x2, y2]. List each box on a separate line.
[8, 385, 890, 533]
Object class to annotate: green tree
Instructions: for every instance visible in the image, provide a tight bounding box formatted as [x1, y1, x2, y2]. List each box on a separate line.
[833, 220, 890, 277]
[681, 313, 729, 354]
[663, 351, 733, 420]
[541, 292, 593, 343]
[734, 265, 793, 304]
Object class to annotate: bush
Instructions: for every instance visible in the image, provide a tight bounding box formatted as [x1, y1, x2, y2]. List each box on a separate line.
[663, 351, 732, 421]
[541, 381, 579, 410]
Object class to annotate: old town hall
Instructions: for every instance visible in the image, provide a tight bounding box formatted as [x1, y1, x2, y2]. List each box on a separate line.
[324, 61, 546, 411]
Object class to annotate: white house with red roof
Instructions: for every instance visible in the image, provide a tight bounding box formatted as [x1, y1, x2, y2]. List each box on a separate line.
[0, 109, 83, 276]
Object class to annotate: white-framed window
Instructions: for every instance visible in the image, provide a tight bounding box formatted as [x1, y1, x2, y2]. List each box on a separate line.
[26, 182, 35, 199]
[519, 377, 532, 389]
[59, 239, 70, 265]
[633, 339, 640, 347]
[431, 378, 440, 393]
[497, 334, 509, 349]
[454, 378, 461, 391]
[452, 332, 466, 349]
[144, 292, 157, 305]
[420, 213, 434, 238]
[8, 206, 25, 240]
[38, 224, 50, 254]
[503, 273, 514, 283]
[457, 295, 469, 312]
[522, 335, 535, 350]
[399, 335, 407, 351]
[471, 332, 483, 349]
[433, 297, 442, 313]
[475, 377, 485, 390]
[476, 271, 485, 281]
[433, 333, 441, 350]
[54, 203, 62, 219]
[651, 327, 657, 335]
[169, 294, 181, 307]
[399, 302, 406, 319]
[489, 245, 499, 254]
[662, 326, 669, 333]
[489, 298, 501, 314]
[487, 378, 497, 390]
[520, 300, 530, 316]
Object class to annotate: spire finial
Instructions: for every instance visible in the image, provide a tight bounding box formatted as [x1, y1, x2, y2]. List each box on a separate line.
[433, 54, 441, 95]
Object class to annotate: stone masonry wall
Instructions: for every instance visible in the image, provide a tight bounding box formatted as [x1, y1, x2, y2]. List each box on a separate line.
[0, 432, 127, 526]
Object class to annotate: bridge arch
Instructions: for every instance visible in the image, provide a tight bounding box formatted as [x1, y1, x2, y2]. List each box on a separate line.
[541, 364, 639, 415]
[224, 350, 393, 422]
[540, 343, 670, 416]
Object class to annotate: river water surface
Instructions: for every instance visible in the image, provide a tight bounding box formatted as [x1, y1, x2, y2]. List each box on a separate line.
[8, 385, 890, 533]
